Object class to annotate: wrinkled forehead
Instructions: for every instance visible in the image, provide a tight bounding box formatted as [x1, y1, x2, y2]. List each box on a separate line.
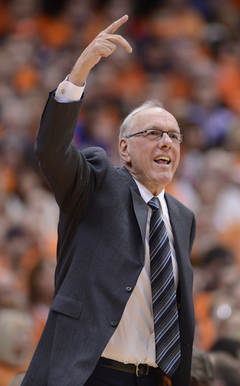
[132, 107, 180, 132]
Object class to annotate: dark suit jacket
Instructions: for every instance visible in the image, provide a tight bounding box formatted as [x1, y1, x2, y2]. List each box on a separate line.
[21, 92, 196, 386]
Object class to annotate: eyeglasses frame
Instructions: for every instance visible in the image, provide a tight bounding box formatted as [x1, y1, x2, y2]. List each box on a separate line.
[125, 128, 184, 144]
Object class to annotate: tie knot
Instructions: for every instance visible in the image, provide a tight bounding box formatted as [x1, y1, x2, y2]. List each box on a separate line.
[148, 196, 160, 211]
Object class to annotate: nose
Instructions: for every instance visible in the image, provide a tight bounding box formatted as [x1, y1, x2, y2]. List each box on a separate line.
[158, 132, 173, 148]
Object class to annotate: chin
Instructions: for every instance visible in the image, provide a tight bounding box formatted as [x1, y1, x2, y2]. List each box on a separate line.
[157, 174, 173, 186]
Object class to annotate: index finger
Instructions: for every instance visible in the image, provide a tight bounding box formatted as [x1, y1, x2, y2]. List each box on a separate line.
[104, 15, 129, 34]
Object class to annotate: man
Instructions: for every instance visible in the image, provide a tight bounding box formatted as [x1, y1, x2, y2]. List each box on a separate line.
[21, 15, 196, 386]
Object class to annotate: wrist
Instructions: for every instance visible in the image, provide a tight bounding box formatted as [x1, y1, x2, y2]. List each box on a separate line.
[68, 73, 87, 87]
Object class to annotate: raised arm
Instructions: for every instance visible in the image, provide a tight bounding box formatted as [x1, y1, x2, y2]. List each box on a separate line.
[35, 15, 132, 211]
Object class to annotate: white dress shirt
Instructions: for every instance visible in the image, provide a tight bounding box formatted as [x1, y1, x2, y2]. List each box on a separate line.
[55, 79, 179, 367]
[102, 182, 178, 366]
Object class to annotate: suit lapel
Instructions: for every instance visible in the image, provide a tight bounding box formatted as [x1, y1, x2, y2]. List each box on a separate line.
[116, 168, 189, 276]
[116, 166, 148, 243]
[165, 193, 189, 286]
[165, 193, 180, 235]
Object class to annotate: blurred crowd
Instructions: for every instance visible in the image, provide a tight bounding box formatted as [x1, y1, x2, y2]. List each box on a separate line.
[1, 0, 240, 385]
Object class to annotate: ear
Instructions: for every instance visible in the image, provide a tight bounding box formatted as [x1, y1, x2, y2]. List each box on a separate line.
[119, 137, 131, 164]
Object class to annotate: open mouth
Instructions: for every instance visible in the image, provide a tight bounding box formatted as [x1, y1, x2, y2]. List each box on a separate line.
[154, 156, 171, 165]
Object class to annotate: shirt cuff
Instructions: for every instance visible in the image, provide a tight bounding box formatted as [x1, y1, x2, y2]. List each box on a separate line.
[55, 76, 85, 103]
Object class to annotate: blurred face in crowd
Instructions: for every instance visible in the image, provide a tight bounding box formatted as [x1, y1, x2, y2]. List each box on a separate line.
[119, 107, 181, 196]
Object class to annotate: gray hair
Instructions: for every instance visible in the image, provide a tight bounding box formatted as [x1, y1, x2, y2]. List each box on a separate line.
[119, 100, 163, 140]
[191, 346, 214, 386]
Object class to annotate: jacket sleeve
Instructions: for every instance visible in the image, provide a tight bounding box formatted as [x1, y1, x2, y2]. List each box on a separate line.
[34, 91, 97, 212]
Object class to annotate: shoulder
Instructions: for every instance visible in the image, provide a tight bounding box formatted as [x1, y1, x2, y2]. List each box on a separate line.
[81, 146, 120, 177]
[81, 147, 129, 191]
[82, 146, 109, 165]
[165, 192, 195, 220]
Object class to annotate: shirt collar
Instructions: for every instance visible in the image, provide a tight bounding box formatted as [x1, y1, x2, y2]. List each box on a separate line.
[133, 178, 165, 207]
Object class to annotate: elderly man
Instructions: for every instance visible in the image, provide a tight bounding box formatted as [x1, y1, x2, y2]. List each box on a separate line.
[21, 15, 195, 386]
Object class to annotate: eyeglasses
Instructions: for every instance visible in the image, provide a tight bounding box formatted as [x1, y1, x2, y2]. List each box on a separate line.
[126, 129, 184, 144]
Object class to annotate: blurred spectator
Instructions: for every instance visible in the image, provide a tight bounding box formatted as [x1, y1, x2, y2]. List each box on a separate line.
[0, 269, 26, 310]
[190, 346, 214, 386]
[210, 338, 240, 361]
[200, 246, 235, 291]
[193, 245, 239, 351]
[1, 0, 240, 359]
[28, 259, 55, 346]
[0, 309, 34, 386]
[209, 351, 240, 386]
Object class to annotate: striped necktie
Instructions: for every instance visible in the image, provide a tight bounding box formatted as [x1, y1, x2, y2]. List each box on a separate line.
[148, 196, 181, 376]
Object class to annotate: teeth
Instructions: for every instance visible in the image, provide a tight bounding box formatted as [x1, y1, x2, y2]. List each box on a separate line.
[155, 156, 170, 162]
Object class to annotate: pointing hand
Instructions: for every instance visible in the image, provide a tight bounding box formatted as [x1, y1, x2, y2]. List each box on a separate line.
[69, 15, 132, 87]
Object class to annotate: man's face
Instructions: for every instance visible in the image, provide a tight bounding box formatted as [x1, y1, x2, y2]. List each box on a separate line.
[119, 107, 181, 196]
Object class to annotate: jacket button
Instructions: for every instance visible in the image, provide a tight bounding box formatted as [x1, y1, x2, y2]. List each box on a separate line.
[110, 320, 118, 327]
[126, 286, 132, 292]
